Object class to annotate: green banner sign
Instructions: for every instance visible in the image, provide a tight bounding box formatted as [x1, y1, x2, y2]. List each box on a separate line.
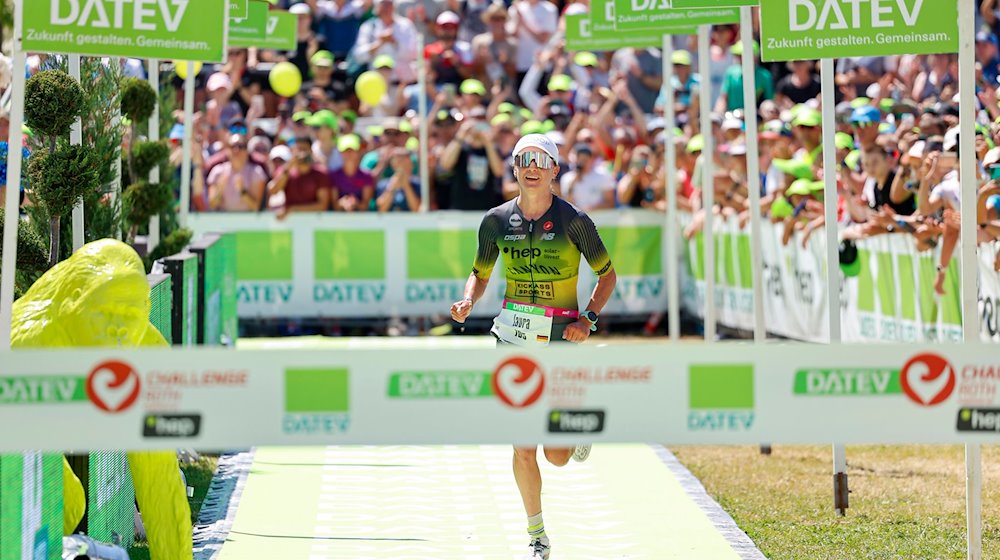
[671, 0, 756, 6]
[23, 0, 228, 62]
[759, 0, 958, 62]
[612, 1, 739, 31]
[581, 0, 696, 50]
[229, 0, 249, 19]
[566, 14, 664, 51]
[259, 11, 298, 51]
[230, 0, 269, 47]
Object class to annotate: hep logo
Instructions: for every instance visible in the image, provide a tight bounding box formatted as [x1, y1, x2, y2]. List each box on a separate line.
[900, 353, 956, 407]
[493, 356, 545, 408]
[86, 360, 141, 413]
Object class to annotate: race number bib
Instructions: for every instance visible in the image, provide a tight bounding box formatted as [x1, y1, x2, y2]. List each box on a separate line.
[492, 301, 555, 347]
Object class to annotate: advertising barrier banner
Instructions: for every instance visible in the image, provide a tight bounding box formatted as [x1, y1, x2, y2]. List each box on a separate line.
[1, 343, 1000, 451]
[759, 0, 959, 62]
[229, 0, 268, 47]
[188, 212, 667, 319]
[22, 0, 229, 62]
[612, 1, 739, 31]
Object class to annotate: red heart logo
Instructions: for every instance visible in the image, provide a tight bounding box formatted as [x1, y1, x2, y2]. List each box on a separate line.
[87, 360, 141, 413]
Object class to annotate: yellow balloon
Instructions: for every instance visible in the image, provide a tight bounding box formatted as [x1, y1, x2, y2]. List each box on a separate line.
[175, 60, 202, 80]
[355, 70, 387, 106]
[269, 61, 302, 98]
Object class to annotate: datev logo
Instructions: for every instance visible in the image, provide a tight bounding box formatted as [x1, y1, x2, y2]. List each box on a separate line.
[688, 364, 754, 431]
[282, 368, 351, 435]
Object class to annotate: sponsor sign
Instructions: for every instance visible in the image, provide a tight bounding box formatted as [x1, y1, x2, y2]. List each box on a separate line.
[566, 13, 664, 52]
[671, 0, 756, 6]
[548, 409, 606, 433]
[23, 0, 228, 62]
[759, 0, 958, 62]
[0, 376, 86, 404]
[493, 356, 546, 408]
[229, 0, 248, 19]
[283, 368, 351, 435]
[793, 368, 901, 396]
[87, 361, 142, 413]
[229, 0, 268, 47]
[387, 371, 493, 398]
[688, 364, 754, 431]
[957, 408, 1000, 433]
[613, 0, 739, 31]
[142, 414, 202, 438]
[260, 11, 298, 51]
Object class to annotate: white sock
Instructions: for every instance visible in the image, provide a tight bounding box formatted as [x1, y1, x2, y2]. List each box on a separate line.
[527, 512, 548, 542]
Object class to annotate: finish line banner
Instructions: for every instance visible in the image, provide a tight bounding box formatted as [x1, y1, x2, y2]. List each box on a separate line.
[1, 343, 1000, 451]
[187, 211, 666, 319]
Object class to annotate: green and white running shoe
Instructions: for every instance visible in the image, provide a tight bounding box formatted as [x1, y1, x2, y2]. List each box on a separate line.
[572, 444, 592, 462]
[527, 537, 551, 559]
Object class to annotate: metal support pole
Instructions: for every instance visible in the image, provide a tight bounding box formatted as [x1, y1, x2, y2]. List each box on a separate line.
[70, 54, 85, 251]
[417, 34, 430, 213]
[0, 0, 26, 350]
[958, 2, 982, 557]
[179, 63, 195, 228]
[821, 57, 847, 515]
[698, 25, 715, 343]
[148, 59, 161, 253]
[741, 8, 764, 344]
[663, 35, 679, 342]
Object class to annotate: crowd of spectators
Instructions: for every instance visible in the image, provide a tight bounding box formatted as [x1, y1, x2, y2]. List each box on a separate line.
[3, 1, 1000, 293]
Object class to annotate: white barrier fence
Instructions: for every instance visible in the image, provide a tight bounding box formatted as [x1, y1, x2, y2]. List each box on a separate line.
[680, 215, 999, 344]
[1, 343, 999, 452]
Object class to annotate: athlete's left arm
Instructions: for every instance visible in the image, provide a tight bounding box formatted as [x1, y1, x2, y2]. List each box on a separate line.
[568, 212, 617, 315]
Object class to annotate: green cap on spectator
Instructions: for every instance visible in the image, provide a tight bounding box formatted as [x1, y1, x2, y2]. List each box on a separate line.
[686, 134, 704, 153]
[574, 52, 599, 67]
[373, 54, 395, 69]
[460, 79, 487, 95]
[774, 158, 813, 180]
[498, 102, 517, 114]
[792, 108, 822, 128]
[879, 98, 894, 113]
[491, 114, 512, 126]
[672, 127, 683, 137]
[406, 137, 419, 151]
[810, 180, 826, 200]
[307, 109, 338, 129]
[337, 134, 362, 152]
[310, 50, 335, 67]
[367, 125, 384, 137]
[786, 178, 814, 197]
[844, 149, 862, 171]
[541, 119, 556, 133]
[730, 40, 759, 57]
[398, 119, 414, 133]
[519, 108, 534, 122]
[22, 125, 33, 138]
[547, 74, 573, 92]
[292, 111, 312, 123]
[340, 110, 358, 123]
[770, 196, 794, 218]
[850, 97, 871, 108]
[521, 120, 544, 135]
[835, 132, 855, 151]
[672, 50, 692, 66]
[878, 122, 895, 134]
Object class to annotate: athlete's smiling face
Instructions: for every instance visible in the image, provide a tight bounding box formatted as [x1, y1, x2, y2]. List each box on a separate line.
[514, 148, 559, 191]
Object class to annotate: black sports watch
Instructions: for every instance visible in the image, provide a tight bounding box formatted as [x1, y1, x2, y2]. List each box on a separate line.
[582, 310, 599, 332]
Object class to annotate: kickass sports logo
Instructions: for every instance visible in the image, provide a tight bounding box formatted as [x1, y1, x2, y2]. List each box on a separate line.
[900, 353, 956, 407]
[493, 356, 545, 408]
[87, 361, 142, 413]
[283, 368, 351, 435]
[548, 409, 605, 434]
[143, 414, 201, 438]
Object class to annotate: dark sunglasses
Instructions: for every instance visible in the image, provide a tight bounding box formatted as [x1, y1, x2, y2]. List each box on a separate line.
[513, 151, 555, 169]
[231, 143, 248, 150]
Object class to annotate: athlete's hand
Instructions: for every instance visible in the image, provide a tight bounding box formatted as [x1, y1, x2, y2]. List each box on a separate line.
[451, 298, 473, 323]
[562, 320, 592, 344]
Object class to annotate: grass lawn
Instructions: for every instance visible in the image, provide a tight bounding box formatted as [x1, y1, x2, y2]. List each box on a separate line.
[127, 454, 218, 559]
[672, 445, 1000, 560]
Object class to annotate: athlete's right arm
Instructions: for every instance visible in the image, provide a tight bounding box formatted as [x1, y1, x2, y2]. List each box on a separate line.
[451, 212, 502, 323]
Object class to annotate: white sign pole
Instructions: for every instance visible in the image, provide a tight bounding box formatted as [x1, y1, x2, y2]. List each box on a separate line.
[957, 2, 982, 557]
[179, 65, 196, 228]
[417, 34, 430, 213]
[0, 0, 26, 351]
[69, 54, 85, 251]
[148, 59, 161, 253]
[740, 7, 764, 343]
[663, 35, 679, 342]
[698, 24, 715, 343]
[820, 57, 847, 515]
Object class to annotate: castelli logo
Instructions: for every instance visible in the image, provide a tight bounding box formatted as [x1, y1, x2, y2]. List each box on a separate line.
[543, 221, 553, 232]
[900, 353, 956, 407]
[492, 356, 545, 408]
[87, 360, 141, 413]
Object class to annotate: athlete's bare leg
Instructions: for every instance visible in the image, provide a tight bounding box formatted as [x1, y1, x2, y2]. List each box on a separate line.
[512, 446, 573, 515]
